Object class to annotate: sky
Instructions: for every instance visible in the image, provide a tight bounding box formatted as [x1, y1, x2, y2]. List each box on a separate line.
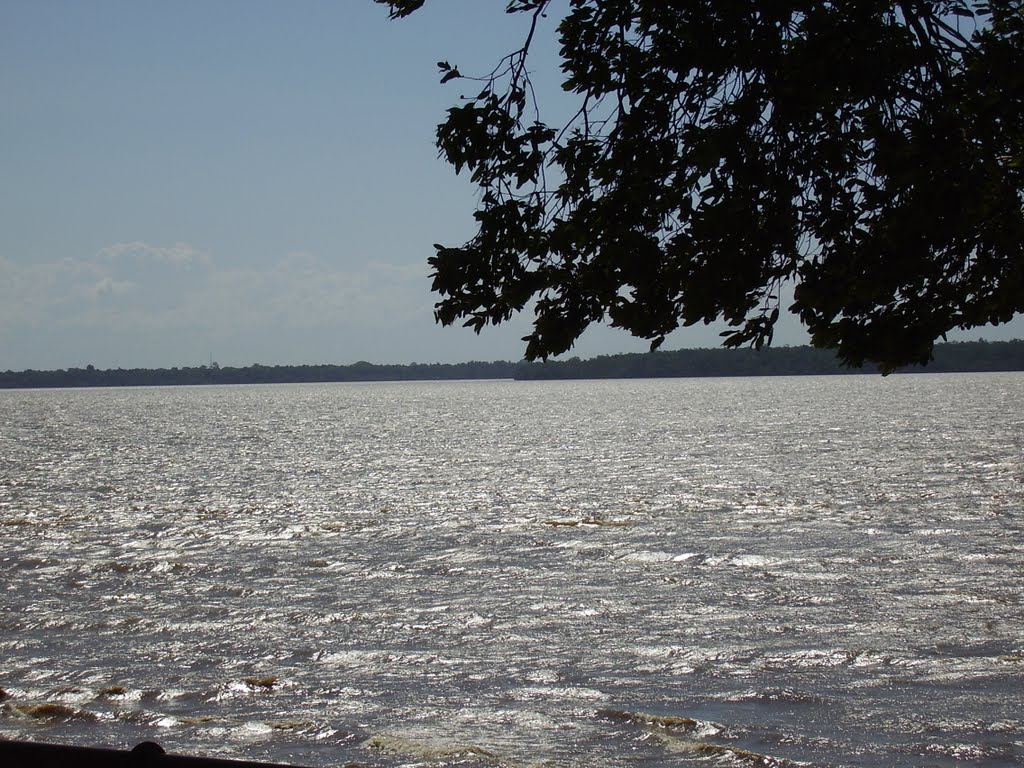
[2, 0, 1021, 371]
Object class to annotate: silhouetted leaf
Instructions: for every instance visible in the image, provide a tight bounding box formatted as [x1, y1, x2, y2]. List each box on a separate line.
[382, 0, 1024, 371]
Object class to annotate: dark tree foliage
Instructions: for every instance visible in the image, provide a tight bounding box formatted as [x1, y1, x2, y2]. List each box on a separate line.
[0, 361, 520, 389]
[514, 339, 1024, 379]
[2, 339, 1018, 388]
[379, 0, 1024, 371]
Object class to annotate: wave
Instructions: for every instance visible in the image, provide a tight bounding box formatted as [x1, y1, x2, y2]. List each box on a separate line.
[598, 708, 702, 731]
[652, 733, 808, 767]
[364, 734, 524, 767]
[599, 709, 807, 766]
[727, 688, 830, 705]
[1, 701, 99, 721]
[542, 517, 630, 528]
[910, 740, 1020, 764]
[597, 708, 729, 740]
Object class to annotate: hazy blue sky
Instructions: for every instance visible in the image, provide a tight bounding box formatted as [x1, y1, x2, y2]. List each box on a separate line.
[2, 1, 1020, 370]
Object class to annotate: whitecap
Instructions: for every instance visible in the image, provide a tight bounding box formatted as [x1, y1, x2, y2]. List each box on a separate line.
[617, 550, 675, 563]
[671, 552, 703, 563]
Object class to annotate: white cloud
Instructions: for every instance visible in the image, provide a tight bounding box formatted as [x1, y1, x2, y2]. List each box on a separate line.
[3, 239, 1023, 371]
[79, 276, 137, 299]
[95, 241, 210, 269]
[0, 241, 438, 367]
[177, 253, 432, 334]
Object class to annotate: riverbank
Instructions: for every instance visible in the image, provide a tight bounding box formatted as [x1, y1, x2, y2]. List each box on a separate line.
[1, 339, 1021, 389]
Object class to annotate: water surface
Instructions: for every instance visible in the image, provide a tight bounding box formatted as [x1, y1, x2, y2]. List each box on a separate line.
[1, 375, 1022, 766]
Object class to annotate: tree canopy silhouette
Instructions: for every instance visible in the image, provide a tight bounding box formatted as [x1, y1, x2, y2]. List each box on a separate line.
[379, 0, 1023, 371]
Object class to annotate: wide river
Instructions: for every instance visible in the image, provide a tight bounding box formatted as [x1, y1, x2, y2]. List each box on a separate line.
[0, 374, 1021, 767]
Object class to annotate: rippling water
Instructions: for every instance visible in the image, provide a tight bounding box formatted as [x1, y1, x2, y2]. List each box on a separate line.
[1, 374, 1022, 767]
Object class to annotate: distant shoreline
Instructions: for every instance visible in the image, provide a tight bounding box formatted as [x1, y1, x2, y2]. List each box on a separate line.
[1, 340, 1022, 390]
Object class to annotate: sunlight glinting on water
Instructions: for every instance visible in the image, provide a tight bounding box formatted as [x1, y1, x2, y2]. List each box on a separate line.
[1, 374, 1022, 767]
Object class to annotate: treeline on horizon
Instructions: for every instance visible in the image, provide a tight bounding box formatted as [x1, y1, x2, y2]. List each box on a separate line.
[1, 339, 1022, 390]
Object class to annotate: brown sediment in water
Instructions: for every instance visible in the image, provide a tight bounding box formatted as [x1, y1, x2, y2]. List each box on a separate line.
[364, 735, 514, 766]
[600, 709, 801, 766]
[3, 702, 98, 721]
[98, 685, 128, 697]
[658, 736, 804, 767]
[597, 708, 700, 730]
[543, 518, 629, 527]
[242, 676, 279, 689]
[177, 715, 220, 724]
